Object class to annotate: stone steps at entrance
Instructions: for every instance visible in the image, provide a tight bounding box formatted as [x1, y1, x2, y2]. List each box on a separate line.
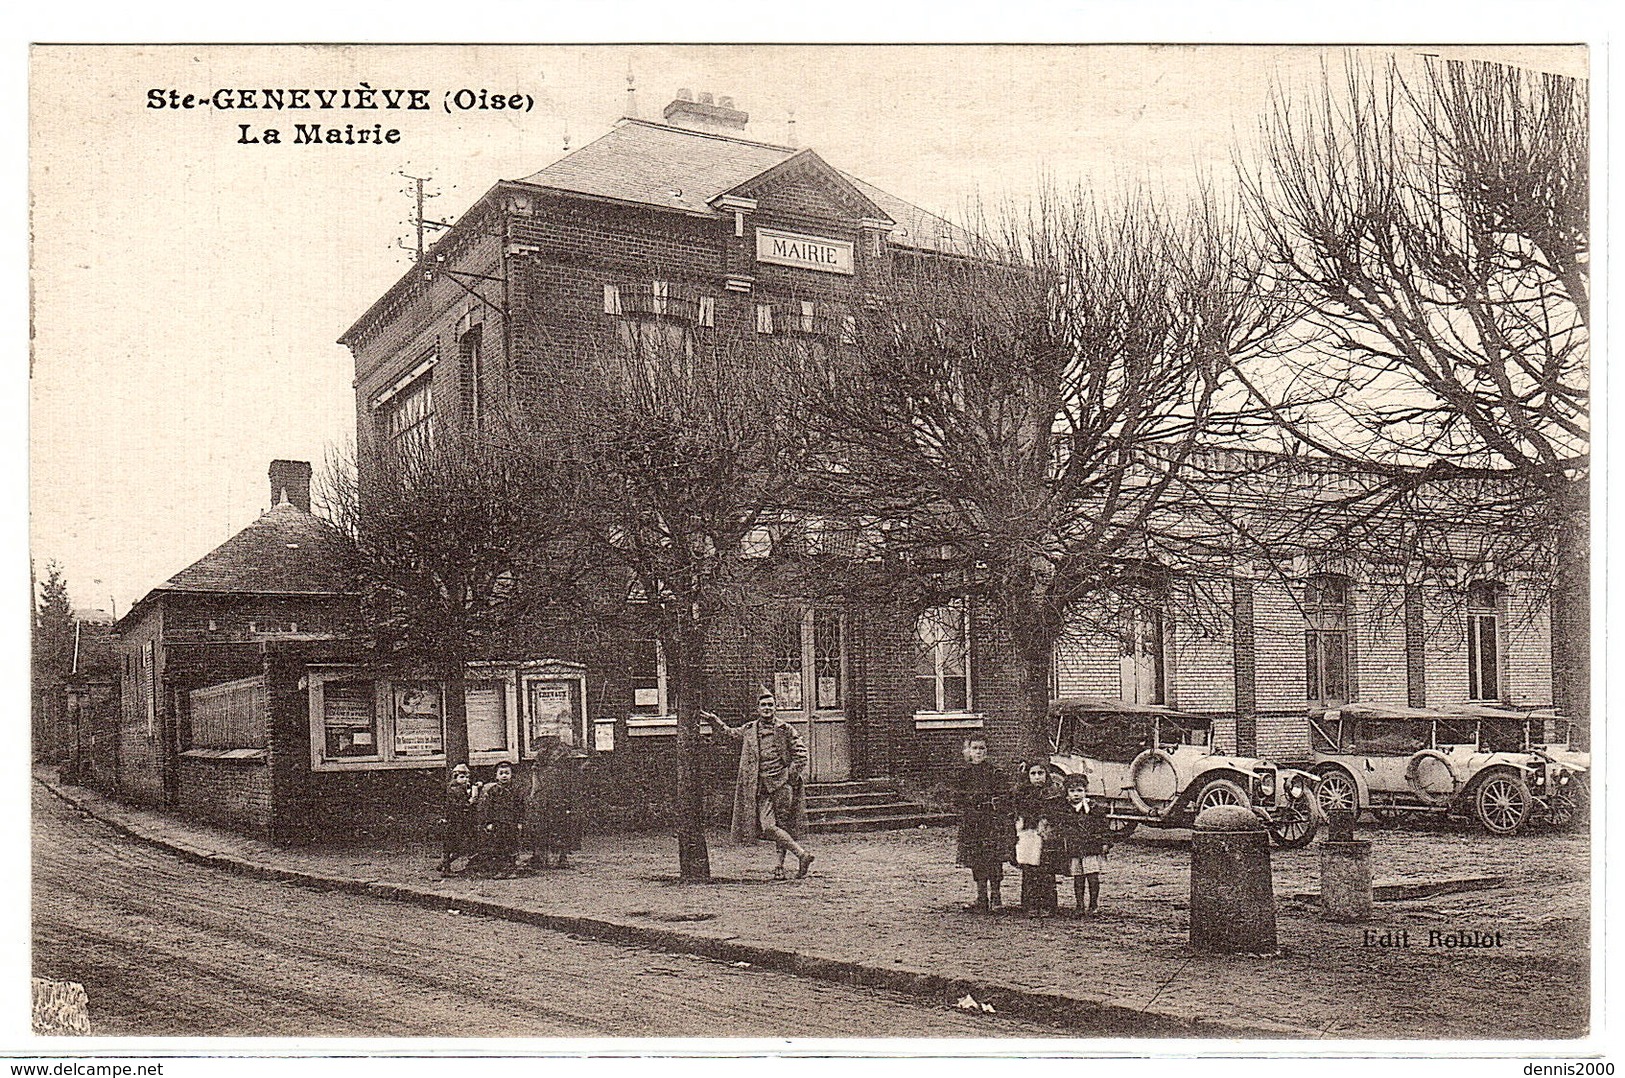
[805, 779, 898, 795]
[804, 791, 899, 809]
[804, 779, 958, 834]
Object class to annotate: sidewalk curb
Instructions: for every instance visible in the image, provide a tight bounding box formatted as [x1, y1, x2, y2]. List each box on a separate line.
[37, 776, 1319, 1040]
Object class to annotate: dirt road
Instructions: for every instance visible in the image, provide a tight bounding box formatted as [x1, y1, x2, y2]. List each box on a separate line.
[32, 789, 1061, 1039]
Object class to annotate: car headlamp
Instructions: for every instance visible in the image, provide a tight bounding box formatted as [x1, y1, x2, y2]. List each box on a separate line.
[1257, 771, 1275, 797]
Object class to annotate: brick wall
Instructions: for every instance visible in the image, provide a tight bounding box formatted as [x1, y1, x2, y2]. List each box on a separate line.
[1170, 600, 1234, 713]
[1054, 620, 1120, 698]
[1246, 581, 1311, 762]
[177, 757, 272, 834]
[1354, 578, 1409, 707]
[1255, 710, 1312, 764]
[115, 606, 166, 806]
[162, 594, 359, 642]
[1422, 584, 1471, 705]
[1251, 581, 1307, 710]
[1506, 577, 1554, 707]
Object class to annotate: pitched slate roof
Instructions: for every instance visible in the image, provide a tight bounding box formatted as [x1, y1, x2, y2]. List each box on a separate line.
[840, 172, 975, 257]
[154, 503, 358, 598]
[515, 118, 971, 255]
[517, 120, 799, 217]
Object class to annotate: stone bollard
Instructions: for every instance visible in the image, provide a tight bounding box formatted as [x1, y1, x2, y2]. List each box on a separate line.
[1319, 838, 1373, 922]
[1190, 804, 1277, 954]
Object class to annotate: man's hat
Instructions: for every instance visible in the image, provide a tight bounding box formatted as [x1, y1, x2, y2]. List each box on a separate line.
[1063, 773, 1090, 791]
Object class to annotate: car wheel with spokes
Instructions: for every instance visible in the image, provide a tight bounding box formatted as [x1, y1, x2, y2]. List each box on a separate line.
[1474, 772, 1532, 835]
[1268, 801, 1319, 849]
[1193, 778, 1252, 815]
[1314, 769, 1358, 819]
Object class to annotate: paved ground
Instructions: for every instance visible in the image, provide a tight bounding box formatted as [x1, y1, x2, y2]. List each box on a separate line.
[33, 787, 1069, 1038]
[35, 775, 1590, 1039]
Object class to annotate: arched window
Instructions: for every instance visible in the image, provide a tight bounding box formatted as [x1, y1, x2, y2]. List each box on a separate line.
[1304, 574, 1351, 703]
[458, 324, 484, 430]
[1466, 580, 1504, 701]
[915, 600, 971, 714]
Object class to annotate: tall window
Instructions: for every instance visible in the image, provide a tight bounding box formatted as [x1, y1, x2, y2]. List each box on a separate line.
[915, 601, 971, 713]
[769, 613, 805, 712]
[459, 325, 484, 430]
[380, 370, 435, 450]
[628, 637, 668, 716]
[610, 281, 693, 374]
[812, 609, 844, 710]
[1121, 608, 1166, 705]
[1467, 580, 1502, 701]
[1304, 574, 1350, 703]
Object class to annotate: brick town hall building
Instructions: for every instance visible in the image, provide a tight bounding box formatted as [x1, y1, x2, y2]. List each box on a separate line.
[91, 92, 1564, 842]
[330, 90, 1561, 825]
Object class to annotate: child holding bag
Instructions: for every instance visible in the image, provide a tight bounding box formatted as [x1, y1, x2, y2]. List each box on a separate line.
[1012, 760, 1062, 918]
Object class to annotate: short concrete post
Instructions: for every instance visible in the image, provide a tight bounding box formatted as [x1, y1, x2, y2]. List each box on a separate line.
[1190, 804, 1277, 954]
[1319, 840, 1373, 922]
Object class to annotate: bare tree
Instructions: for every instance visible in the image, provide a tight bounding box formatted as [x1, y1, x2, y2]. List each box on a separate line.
[548, 283, 813, 881]
[323, 419, 591, 776]
[1238, 54, 1589, 724]
[797, 192, 1288, 759]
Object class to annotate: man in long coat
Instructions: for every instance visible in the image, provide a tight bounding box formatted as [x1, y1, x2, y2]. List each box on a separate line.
[524, 734, 586, 869]
[711, 691, 814, 879]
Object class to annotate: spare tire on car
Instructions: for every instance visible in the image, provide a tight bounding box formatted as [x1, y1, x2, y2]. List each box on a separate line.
[1404, 749, 1459, 805]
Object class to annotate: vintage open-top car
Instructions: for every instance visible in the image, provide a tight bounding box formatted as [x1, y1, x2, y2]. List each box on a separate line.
[1438, 703, 1589, 827]
[1308, 703, 1583, 834]
[1048, 697, 1320, 848]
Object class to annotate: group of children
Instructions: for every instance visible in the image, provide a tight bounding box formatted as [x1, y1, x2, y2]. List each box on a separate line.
[438, 735, 588, 878]
[954, 735, 1111, 918]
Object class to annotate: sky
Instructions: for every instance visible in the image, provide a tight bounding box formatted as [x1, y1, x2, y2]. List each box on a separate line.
[27, 43, 1589, 617]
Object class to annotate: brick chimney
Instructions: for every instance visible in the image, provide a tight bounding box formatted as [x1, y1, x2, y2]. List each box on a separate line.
[663, 89, 749, 136]
[269, 460, 312, 513]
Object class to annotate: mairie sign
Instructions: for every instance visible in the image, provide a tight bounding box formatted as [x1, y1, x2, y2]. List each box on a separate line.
[755, 227, 854, 275]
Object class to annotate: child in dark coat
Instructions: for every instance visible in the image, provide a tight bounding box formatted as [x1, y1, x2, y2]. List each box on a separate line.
[953, 735, 1013, 913]
[474, 761, 523, 877]
[1012, 760, 1063, 918]
[438, 762, 481, 876]
[1054, 772, 1113, 915]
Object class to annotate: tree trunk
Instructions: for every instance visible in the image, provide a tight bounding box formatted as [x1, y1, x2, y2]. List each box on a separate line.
[1005, 601, 1058, 765]
[668, 617, 712, 881]
[442, 651, 470, 771]
[1012, 643, 1055, 765]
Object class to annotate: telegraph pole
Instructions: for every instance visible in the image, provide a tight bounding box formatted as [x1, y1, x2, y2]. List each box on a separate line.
[397, 171, 452, 261]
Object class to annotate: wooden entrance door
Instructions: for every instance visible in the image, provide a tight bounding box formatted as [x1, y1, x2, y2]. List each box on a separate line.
[768, 607, 850, 781]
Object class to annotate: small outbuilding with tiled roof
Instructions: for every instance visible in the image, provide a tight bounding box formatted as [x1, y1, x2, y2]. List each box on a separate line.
[110, 460, 363, 832]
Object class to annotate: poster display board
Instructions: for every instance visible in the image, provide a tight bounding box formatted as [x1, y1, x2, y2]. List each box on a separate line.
[323, 680, 378, 758]
[466, 681, 508, 754]
[392, 681, 444, 757]
[526, 677, 584, 753]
